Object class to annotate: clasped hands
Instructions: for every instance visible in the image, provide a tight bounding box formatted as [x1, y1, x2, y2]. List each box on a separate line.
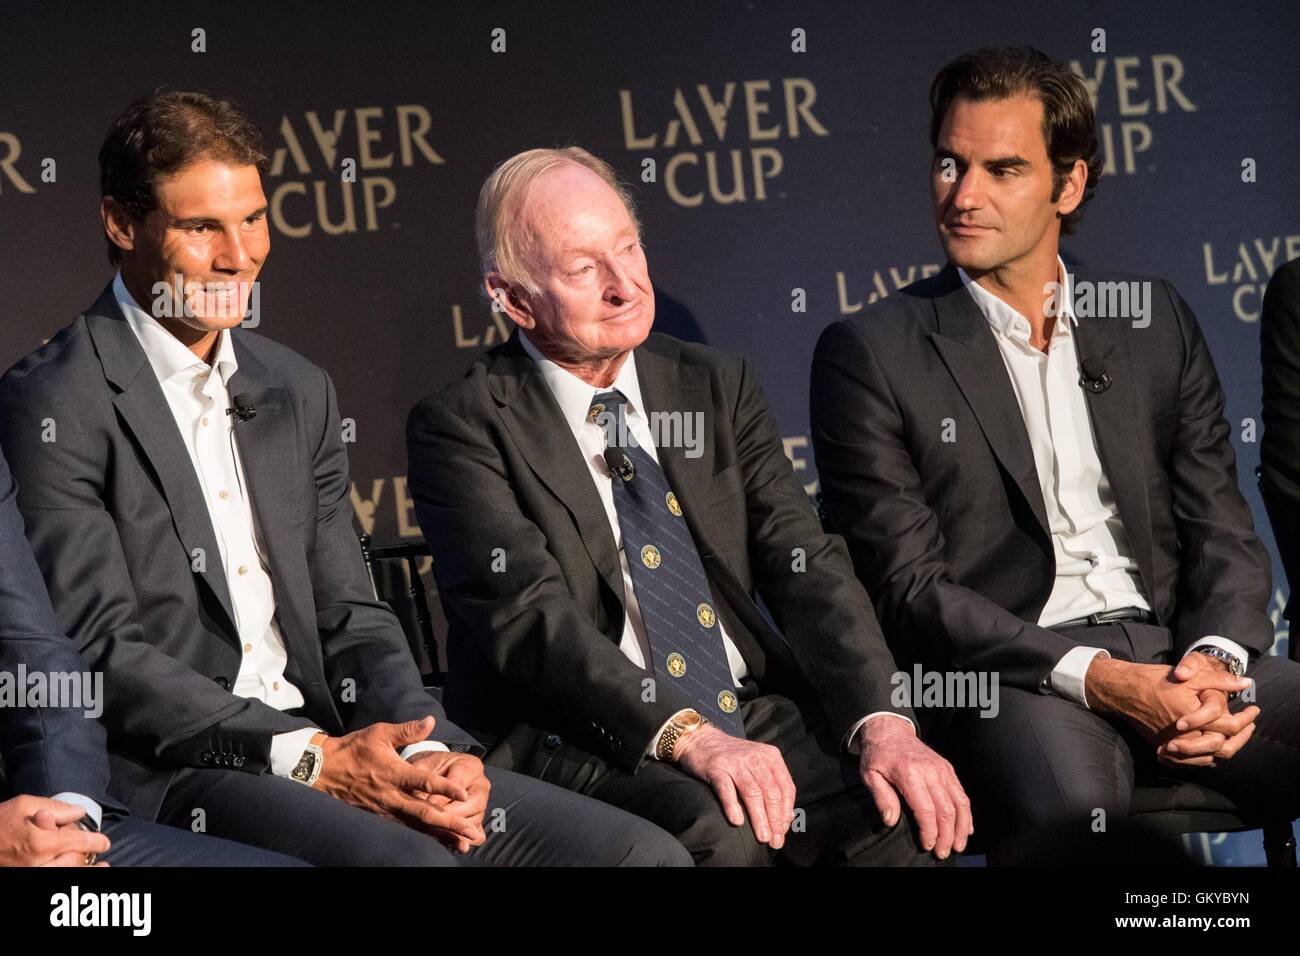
[311, 715, 490, 852]
[1085, 651, 1257, 768]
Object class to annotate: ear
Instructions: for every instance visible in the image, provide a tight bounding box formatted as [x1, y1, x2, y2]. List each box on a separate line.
[101, 197, 137, 258]
[484, 273, 537, 330]
[1054, 157, 1088, 218]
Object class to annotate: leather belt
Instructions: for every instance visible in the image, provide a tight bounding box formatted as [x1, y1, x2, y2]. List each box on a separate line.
[1052, 607, 1154, 630]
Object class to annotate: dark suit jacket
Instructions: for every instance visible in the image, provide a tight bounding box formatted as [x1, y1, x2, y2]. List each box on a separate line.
[811, 263, 1273, 694]
[1259, 257, 1300, 634]
[0, 446, 118, 809]
[0, 283, 475, 820]
[407, 331, 911, 774]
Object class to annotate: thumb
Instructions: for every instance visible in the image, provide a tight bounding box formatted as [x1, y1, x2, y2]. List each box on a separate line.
[390, 716, 436, 747]
[863, 768, 902, 828]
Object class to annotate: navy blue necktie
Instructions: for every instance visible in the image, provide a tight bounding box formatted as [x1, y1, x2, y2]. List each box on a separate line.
[590, 390, 746, 736]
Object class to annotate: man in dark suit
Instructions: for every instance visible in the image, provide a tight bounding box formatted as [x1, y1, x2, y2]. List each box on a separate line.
[407, 146, 971, 866]
[811, 47, 1300, 860]
[1260, 257, 1300, 637]
[0, 90, 689, 867]
[1, 446, 303, 866]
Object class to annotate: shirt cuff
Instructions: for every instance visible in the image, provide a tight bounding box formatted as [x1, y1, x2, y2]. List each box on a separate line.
[270, 727, 324, 778]
[844, 711, 916, 756]
[1049, 646, 1110, 708]
[1190, 636, 1251, 675]
[50, 792, 102, 831]
[400, 741, 450, 759]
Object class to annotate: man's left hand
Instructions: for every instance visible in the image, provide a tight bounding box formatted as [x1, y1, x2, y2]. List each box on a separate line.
[857, 716, 972, 860]
[406, 751, 491, 852]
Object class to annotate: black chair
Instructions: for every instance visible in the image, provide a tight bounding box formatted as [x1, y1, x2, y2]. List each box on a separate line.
[358, 533, 443, 688]
[814, 493, 1297, 866]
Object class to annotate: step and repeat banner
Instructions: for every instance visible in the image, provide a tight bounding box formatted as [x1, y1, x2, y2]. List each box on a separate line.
[3, 0, 1298, 863]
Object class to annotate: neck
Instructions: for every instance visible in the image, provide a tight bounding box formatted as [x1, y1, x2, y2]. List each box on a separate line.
[120, 265, 221, 364]
[965, 246, 1061, 351]
[526, 332, 632, 388]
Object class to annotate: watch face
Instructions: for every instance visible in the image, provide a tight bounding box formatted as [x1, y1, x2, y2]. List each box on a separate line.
[292, 751, 316, 781]
[673, 711, 704, 732]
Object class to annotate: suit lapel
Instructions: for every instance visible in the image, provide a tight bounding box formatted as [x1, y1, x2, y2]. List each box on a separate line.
[85, 289, 239, 644]
[634, 341, 720, 558]
[928, 266, 1052, 542]
[489, 339, 625, 606]
[1069, 272, 1157, 602]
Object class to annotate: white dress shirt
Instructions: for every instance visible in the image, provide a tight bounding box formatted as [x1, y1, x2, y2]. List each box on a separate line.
[957, 260, 1249, 705]
[519, 332, 909, 755]
[114, 274, 442, 776]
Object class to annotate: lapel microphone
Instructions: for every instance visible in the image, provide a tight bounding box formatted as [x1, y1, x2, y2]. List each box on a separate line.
[603, 446, 635, 482]
[1079, 358, 1112, 394]
[227, 393, 257, 423]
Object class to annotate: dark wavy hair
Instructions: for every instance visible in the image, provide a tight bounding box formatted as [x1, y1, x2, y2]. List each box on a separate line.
[929, 46, 1102, 235]
[99, 89, 268, 264]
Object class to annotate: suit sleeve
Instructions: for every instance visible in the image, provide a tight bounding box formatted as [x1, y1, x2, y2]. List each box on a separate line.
[811, 319, 1083, 692]
[307, 368, 477, 751]
[729, 354, 914, 737]
[406, 394, 690, 773]
[0, 447, 115, 805]
[1260, 262, 1300, 624]
[0, 370, 314, 776]
[1161, 280, 1273, 658]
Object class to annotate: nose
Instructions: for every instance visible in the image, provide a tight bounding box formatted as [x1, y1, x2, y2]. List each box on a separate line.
[213, 226, 254, 272]
[603, 259, 637, 303]
[949, 167, 985, 213]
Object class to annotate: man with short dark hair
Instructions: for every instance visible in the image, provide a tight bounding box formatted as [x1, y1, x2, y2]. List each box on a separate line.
[811, 47, 1300, 861]
[0, 91, 690, 867]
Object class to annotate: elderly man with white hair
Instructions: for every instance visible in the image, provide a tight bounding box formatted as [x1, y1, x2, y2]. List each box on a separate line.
[407, 146, 971, 866]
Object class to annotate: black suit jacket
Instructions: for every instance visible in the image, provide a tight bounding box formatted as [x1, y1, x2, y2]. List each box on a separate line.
[0, 283, 475, 820]
[811, 263, 1273, 693]
[407, 331, 911, 774]
[0, 446, 120, 809]
[1259, 256, 1300, 632]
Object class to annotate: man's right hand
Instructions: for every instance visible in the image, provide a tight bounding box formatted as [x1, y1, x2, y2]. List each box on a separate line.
[311, 717, 482, 841]
[0, 796, 111, 867]
[673, 725, 797, 849]
[1084, 657, 1255, 767]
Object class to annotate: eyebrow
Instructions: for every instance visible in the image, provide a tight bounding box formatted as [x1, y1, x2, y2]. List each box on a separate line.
[170, 206, 269, 228]
[935, 148, 1032, 171]
[558, 230, 640, 259]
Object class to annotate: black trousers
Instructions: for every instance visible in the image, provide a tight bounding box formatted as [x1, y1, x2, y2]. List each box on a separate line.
[100, 816, 307, 866]
[499, 689, 937, 867]
[154, 763, 692, 866]
[942, 622, 1300, 862]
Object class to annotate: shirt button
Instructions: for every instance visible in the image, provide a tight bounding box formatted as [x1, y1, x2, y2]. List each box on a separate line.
[201, 417, 209, 427]
[272, 682, 280, 691]
[243, 643, 252, 653]
[237, 565, 248, 575]
[219, 490, 229, 500]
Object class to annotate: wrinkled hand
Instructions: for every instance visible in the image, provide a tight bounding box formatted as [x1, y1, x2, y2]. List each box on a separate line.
[0, 796, 110, 867]
[1086, 656, 1254, 768]
[406, 750, 490, 852]
[857, 716, 972, 859]
[313, 717, 480, 842]
[674, 725, 797, 849]
[1156, 652, 1258, 767]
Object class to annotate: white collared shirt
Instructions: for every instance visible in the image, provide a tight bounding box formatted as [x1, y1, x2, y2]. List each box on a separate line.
[520, 332, 909, 753]
[958, 259, 1249, 704]
[114, 274, 441, 774]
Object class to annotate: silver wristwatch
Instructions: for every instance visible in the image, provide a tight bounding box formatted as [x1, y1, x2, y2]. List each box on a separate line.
[290, 739, 324, 787]
[1191, 645, 1246, 698]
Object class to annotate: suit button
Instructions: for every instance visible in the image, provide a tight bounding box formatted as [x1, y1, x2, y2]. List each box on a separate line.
[544, 734, 562, 749]
[232, 755, 246, 768]
[200, 751, 213, 764]
[213, 676, 231, 690]
[610, 738, 623, 753]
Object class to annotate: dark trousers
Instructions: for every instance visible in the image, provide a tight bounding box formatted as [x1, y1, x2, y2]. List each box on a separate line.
[943, 622, 1300, 862]
[100, 816, 307, 866]
[503, 690, 936, 867]
[154, 763, 691, 866]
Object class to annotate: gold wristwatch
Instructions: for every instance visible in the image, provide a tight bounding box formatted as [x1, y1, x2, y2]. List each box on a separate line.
[655, 709, 709, 761]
